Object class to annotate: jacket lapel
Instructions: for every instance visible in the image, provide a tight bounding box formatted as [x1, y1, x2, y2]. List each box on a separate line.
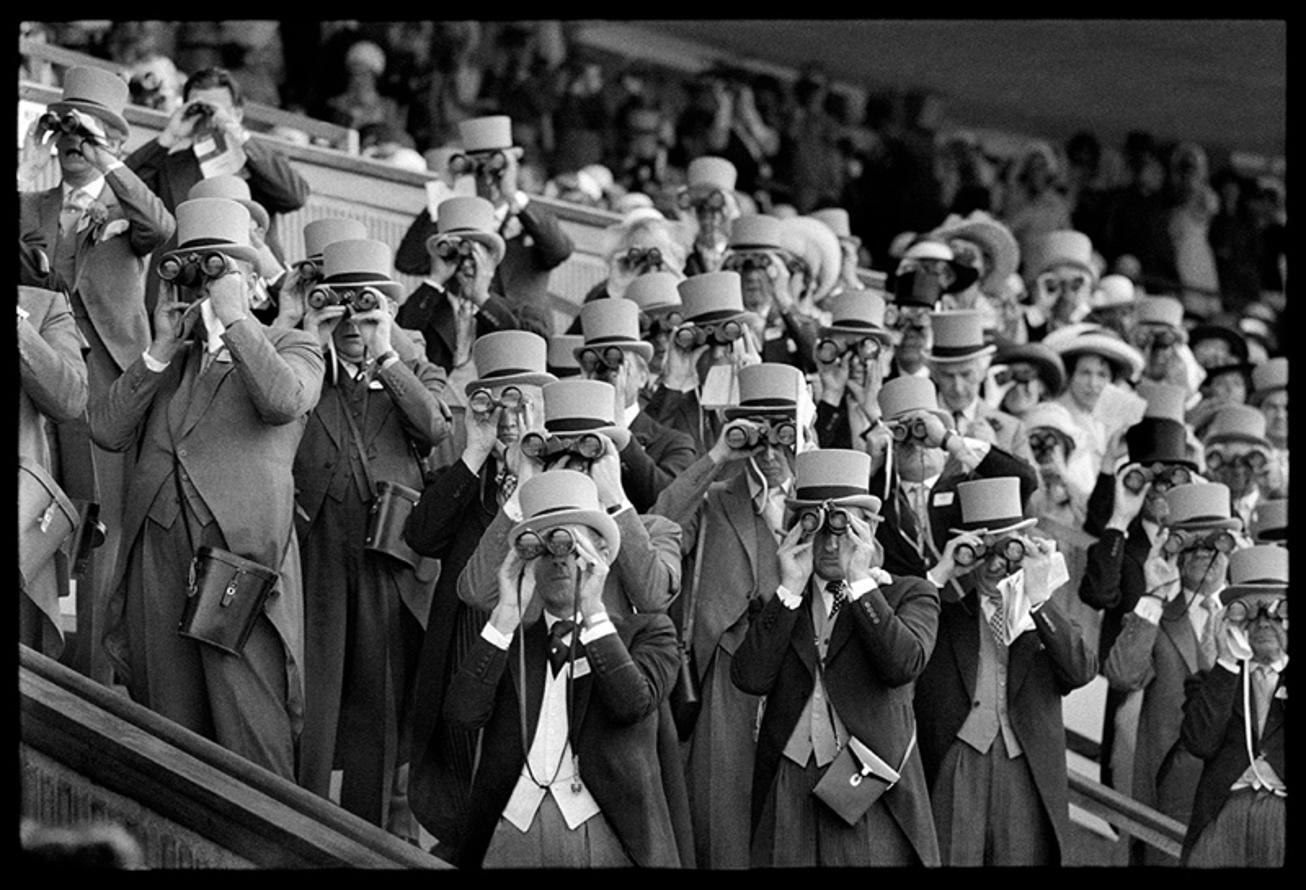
[1260, 665, 1286, 742]
[1160, 597, 1200, 676]
[166, 345, 202, 436]
[178, 352, 239, 440]
[720, 473, 759, 591]
[510, 621, 549, 752]
[951, 594, 981, 696]
[790, 591, 819, 677]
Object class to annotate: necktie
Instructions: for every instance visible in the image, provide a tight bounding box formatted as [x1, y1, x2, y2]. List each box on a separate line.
[453, 295, 477, 367]
[60, 188, 92, 236]
[1253, 665, 1277, 738]
[986, 597, 1007, 647]
[548, 620, 578, 676]
[826, 580, 848, 622]
[952, 411, 967, 436]
[1197, 597, 1219, 671]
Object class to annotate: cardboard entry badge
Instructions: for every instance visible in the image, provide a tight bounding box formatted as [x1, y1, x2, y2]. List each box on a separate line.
[195, 130, 248, 180]
[699, 363, 740, 410]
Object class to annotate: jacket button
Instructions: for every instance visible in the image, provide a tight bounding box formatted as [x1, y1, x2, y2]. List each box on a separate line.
[973, 700, 981, 709]
[323, 460, 333, 468]
[177, 447, 187, 457]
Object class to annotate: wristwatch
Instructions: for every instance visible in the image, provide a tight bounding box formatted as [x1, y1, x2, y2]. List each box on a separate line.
[940, 429, 957, 451]
[374, 349, 400, 370]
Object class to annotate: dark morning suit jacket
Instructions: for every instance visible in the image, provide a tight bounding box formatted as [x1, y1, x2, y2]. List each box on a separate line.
[394, 281, 542, 372]
[623, 409, 698, 513]
[914, 591, 1098, 862]
[1180, 663, 1288, 861]
[732, 576, 943, 866]
[445, 612, 683, 868]
[19, 165, 174, 375]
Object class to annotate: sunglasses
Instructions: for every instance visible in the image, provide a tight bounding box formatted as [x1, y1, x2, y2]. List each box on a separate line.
[520, 431, 606, 462]
[1225, 598, 1288, 624]
[157, 250, 236, 286]
[797, 502, 852, 536]
[307, 285, 382, 312]
[955, 536, 1026, 570]
[1163, 529, 1237, 557]
[815, 336, 882, 365]
[514, 527, 577, 560]
[617, 246, 664, 272]
[994, 367, 1040, 386]
[677, 189, 728, 212]
[1036, 274, 1090, 298]
[673, 319, 744, 350]
[578, 346, 627, 374]
[724, 416, 797, 450]
[1123, 463, 1193, 494]
[448, 150, 508, 178]
[433, 238, 478, 263]
[468, 386, 525, 415]
[722, 252, 780, 277]
[1206, 450, 1269, 474]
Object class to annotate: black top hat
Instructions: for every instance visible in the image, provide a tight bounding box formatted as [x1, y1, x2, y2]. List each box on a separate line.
[1125, 418, 1197, 472]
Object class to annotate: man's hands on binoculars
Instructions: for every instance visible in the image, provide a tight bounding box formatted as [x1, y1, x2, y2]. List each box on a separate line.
[777, 523, 815, 593]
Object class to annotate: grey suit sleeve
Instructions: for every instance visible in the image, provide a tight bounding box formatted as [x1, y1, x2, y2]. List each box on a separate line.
[586, 615, 679, 725]
[457, 507, 514, 611]
[376, 355, 451, 452]
[848, 578, 940, 687]
[19, 294, 88, 424]
[89, 353, 171, 452]
[222, 320, 324, 425]
[650, 452, 722, 551]
[610, 511, 682, 614]
[1102, 609, 1161, 691]
[105, 163, 175, 256]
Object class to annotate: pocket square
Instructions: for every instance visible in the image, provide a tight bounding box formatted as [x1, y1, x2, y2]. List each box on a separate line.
[97, 219, 130, 242]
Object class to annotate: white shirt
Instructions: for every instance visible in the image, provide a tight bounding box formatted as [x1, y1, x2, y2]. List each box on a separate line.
[62, 174, 107, 204]
[621, 401, 641, 430]
[775, 572, 889, 611]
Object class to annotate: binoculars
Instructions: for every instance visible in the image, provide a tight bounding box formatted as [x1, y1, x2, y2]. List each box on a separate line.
[577, 345, 626, 374]
[468, 386, 524, 415]
[954, 537, 1026, 569]
[673, 319, 743, 350]
[520, 431, 606, 462]
[158, 250, 236, 288]
[39, 110, 102, 144]
[815, 336, 881, 366]
[448, 150, 508, 179]
[724, 417, 797, 450]
[1225, 597, 1287, 624]
[1123, 463, 1193, 494]
[797, 503, 851, 536]
[294, 259, 323, 284]
[1028, 431, 1062, 461]
[1205, 450, 1268, 474]
[676, 189, 728, 212]
[994, 366, 1039, 386]
[183, 101, 217, 122]
[619, 246, 663, 271]
[722, 252, 777, 276]
[514, 526, 578, 560]
[888, 416, 932, 443]
[306, 286, 382, 313]
[1163, 529, 1237, 556]
[1135, 327, 1181, 351]
[434, 238, 478, 264]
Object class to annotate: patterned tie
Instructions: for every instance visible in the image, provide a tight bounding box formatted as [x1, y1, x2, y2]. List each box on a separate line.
[1197, 597, 1220, 671]
[1253, 665, 1277, 737]
[548, 619, 578, 676]
[826, 580, 848, 622]
[60, 188, 92, 236]
[986, 596, 1008, 647]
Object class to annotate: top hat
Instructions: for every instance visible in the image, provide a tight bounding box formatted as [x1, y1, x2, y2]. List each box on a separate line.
[1203, 405, 1272, 451]
[728, 215, 787, 252]
[319, 239, 405, 300]
[1137, 381, 1188, 423]
[1023, 230, 1095, 280]
[782, 216, 841, 302]
[547, 334, 584, 378]
[187, 175, 270, 232]
[539, 378, 631, 451]
[810, 207, 858, 244]
[1249, 356, 1288, 406]
[1090, 274, 1136, 310]
[925, 310, 997, 363]
[1126, 418, 1198, 471]
[722, 363, 804, 420]
[509, 470, 621, 564]
[1135, 295, 1185, 330]
[576, 299, 654, 363]
[624, 271, 682, 317]
[932, 211, 1020, 293]
[465, 331, 556, 395]
[161, 198, 260, 267]
[1021, 401, 1080, 453]
[785, 449, 882, 517]
[993, 342, 1066, 395]
[48, 66, 130, 142]
[876, 376, 952, 428]
[685, 156, 737, 195]
[1054, 330, 1144, 382]
[1221, 544, 1288, 604]
[819, 289, 893, 343]
[1165, 482, 1242, 531]
[303, 218, 368, 261]
[427, 196, 507, 265]
[950, 477, 1037, 536]
[677, 271, 752, 324]
[1250, 499, 1288, 543]
[457, 115, 517, 154]
[894, 238, 979, 297]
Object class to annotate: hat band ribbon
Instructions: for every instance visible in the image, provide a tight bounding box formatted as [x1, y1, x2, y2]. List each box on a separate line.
[176, 236, 246, 251]
[529, 504, 587, 518]
[438, 225, 492, 238]
[546, 417, 613, 433]
[322, 271, 395, 285]
[585, 334, 641, 346]
[959, 513, 1027, 531]
[827, 319, 887, 332]
[736, 396, 795, 409]
[929, 344, 990, 358]
[793, 484, 870, 501]
[481, 367, 536, 379]
[1171, 512, 1234, 525]
[687, 308, 746, 323]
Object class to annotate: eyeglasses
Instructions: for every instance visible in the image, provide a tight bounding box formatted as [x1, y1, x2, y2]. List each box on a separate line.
[448, 150, 508, 179]
[955, 537, 1026, 572]
[673, 319, 744, 350]
[306, 285, 382, 312]
[1134, 327, 1181, 351]
[722, 252, 780, 277]
[468, 386, 525, 415]
[815, 336, 882, 365]
[578, 346, 627, 374]
[1028, 431, 1064, 458]
[520, 431, 606, 461]
[1036, 274, 1091, 298]
[797, 501, 852, 536]
[1206, 450, 1268, 474]
[294, 258, 322, 284]
[1124, 463, 1193, 494]
[433, 238, 478, 263]
[617, 246, 664, 272]
[677, 189, 728, 212]
[514, 527, 577, 560]
[994, 367, 1040, 386]
[1225, 598, 1288, 624]
[724, 416, 797, 449]
[888, 416, 931, 443]
[1163, 529, 1237, 557]
[157, 251, 237, 287]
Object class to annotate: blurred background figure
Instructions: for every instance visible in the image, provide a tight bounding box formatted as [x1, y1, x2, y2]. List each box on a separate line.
[1166, 143, 1221, 320]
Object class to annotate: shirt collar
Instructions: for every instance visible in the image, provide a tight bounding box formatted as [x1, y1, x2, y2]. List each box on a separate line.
[621, 402, 641, 429]
[954, 399, 978, 424]
[1256, 654, 1289, 674]
[900, 473, 941, 495]
[543, 611, 582, 632]
[199, 302, 227, 354]
[64, 175, 106, 203]
[746, 460, 792, 513]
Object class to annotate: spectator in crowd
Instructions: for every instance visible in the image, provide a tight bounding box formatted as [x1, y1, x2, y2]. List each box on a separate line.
[914, 477, 1096, 866]
[884, 239, 976, 379]
[781, 64, 843, 213]
[1129, 295, 1200, 393]
[442, 470, 684, 868]
[1202, 405, 1275, 530]
[1021, 230, 1098, 339]
[1020, 400, 1089, 529]
[394, 115, 573, 332]
[185, 176, 286, 328]
[284, 238, 450, 835]
[476, 23, 557, 162]
[324, 39, 408, 134]
[732, 448, 942, 866]
[1249, 357, 1288, 499]
[1001, 142, 1072, 265]
[808, 207, 864, 298]
[89, 197, 324, 780]
[1100, 131, 1178, 293]
[932, 211, 1021, 335]
[550, 57, 609, 176]
[127, 66, 312, 315]
[613, 105, 672, 197]
[575, 207, 687, 309]
[19, 21, 60, 87]
[19, 66, 175, 681]
[268, 217, 367, 330]
[1180, 545, 1287, 868]
[780, 214, 842, 318]
[19, 281, 89, 659]
[1084, 273, 1139, 342]
[1249, 178, 1287, 307]
[937, 134, 994, 217]
[404, 330, 555, 860]
[359, 122, 429, 173]
[1185, 323, 1253, 438]
[812, 289, 895, 450]
[988, 342, 1065, 421]
[620, 269, 687, 383]
[676, 70, 780, 204]
[678, 156, 742, 276]
[126, 54, 186, 115]
[1167, 143, 1222, 320]
[1103, 481, 1244, 864]
[1208, 168, 1263, 312]
[404, 21, 484, 153]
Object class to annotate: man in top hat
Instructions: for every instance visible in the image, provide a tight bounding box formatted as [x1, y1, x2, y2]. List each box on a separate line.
[914, 477, 1097, 865]
[1085, 273, 1139, 341]
[731, 449, 942, 866]
[403, 330, 555, 855]
[1249, 356, 1288, 499]
[1020, 400, 1088, 529]
[127, 66, 311, 315]
[89, 197, 324, 779]
[1203, 404, 1275, 529]
[678, 156, 742, 277]
[19, 65, 176, 682]
[1250, 499, 1287, 545]
[931, 211, 1021, 334]
[445, 471, 684, 868]
[269, 217, 368, 328]
[575, 206, 687, 309]
[1129, 295, 1203, 393]
[1102, 481, 1246, 864]
[1186, 323, 1255, 438]
[988, 341, 1065, 421]
[19, 281, 89, 659]
[809, 207, 865, 298]
[812, 289, 895, 449]
[1022, 230, 1098, 339]
[288, 238, 450, 834]
[623, 270, 685, 379]
[546, 334, 584, 379]
[1180, 545, 1287, 867]
[186, 174, 286, 325]
[395, 115, 574, 326]
[885, 239, 977, 379]
[927, 310, 1036, 468]
[571, 300, 697, 511]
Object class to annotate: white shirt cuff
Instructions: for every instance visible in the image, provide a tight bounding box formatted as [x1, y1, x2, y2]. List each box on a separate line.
[1217, 657, 1240, 674]
[847, 577, 876, 602]
[142, 349, 169, 373]
[481, 621, 513, 651]
[1133, 595, 1165, 625]
[104, 159, 124, 173]
[960, 435, 992, 460]
[775, 585, 803, 610]
[926, 565, 949, 588]
[580, 615, 616, 644]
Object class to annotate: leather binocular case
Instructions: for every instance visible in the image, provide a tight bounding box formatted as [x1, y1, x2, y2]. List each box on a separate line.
[68, 500, 107, 580]
[669, 639, 702, 742]
[179, 545, 280, 656]
[364, 480, 424, 571]
[19, 457, 79, 589]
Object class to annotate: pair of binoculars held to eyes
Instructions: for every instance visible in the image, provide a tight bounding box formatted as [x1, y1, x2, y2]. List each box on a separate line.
[157, 251, 236, 288]
[39, 111, 104, 144]
[673, 319, 744, 350]
[514, 527, 578, 560]
[954, 537, 1026, 569]
[1123, 463, 1193, 494]
[520, 432, 606, 462]
[724, 418, 797, 450]
[307, 286, 383, 313]
[1162, 529, 1237, 556]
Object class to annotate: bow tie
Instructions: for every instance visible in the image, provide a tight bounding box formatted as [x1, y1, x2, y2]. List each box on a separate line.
[548, 619, 580, 675]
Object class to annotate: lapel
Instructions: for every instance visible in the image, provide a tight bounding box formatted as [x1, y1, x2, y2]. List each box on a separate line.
[423, 286, 457, 358]
[1261, 665, 1286, 741]
[510, 620, 549, 751]
[37, 187, 63, 247]
[951, 594, 981, 696]
[789, 587, 819, 678]
[823, 582, 857, 666]
[1160, 595, 1200, 676]
[166, 344, 203, 436]
[1007, 624, 1039, 700]
[178, 344, 240, 440]
[721, 472, 760, 590]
